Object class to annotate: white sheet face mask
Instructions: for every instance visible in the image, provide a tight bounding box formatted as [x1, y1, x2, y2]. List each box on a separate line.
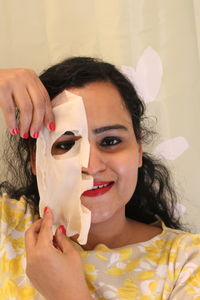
[36, 90, 93, 245]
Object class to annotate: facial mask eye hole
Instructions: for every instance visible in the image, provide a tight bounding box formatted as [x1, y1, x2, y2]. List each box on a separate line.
[51, 131, 81, 156]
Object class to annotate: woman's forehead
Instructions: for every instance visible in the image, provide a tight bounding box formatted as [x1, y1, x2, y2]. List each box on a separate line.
[50, 82, 133, 132]
[67, 82, 132, 126]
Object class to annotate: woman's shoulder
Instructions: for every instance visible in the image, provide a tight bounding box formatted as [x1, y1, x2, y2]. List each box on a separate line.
[0, 193, 38, 234]
[161, 222, 200, 246]
[147, 223, 200, 265]
[141, 222, 200, 254]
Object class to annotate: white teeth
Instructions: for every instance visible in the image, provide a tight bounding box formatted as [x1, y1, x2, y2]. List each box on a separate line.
[90, 183, 110, 190]
[92, 186, 98, 190]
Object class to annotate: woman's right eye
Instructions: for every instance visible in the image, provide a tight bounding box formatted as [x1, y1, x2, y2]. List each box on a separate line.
[52, 140, 75, 155]
[55, 141, 75, 150]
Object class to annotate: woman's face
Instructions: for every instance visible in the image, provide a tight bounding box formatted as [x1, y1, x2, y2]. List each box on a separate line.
[52, 81, 142, 224]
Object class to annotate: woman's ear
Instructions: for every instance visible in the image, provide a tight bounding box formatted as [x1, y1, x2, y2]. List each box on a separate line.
[29, 141, 36, 175]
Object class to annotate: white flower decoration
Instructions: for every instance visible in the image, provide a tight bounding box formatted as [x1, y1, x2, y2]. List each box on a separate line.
[121, 47, 189, 217]
[153, 136, 189, 160]
[121, 47, 163, 104]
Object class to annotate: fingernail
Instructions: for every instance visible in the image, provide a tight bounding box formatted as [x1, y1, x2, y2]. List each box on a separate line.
[49, 122, 55, 131]
[43, 206, 48, 214]
[33, 131, 39, 139]
[59, 225, 66, 234]
[23, 132, 29, 139]
[11, 128, 19, 135]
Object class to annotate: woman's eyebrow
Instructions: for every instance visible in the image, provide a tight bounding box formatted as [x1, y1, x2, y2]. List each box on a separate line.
[93, 124, 128, 134]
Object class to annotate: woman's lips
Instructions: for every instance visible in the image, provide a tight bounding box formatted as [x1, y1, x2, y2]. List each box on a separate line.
[82, 181, 114, 197]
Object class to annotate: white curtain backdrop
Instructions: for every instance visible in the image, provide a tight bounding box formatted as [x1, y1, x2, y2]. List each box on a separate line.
[0, 0, 199, 232]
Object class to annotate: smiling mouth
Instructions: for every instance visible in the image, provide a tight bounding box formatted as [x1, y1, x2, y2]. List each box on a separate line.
[82, 181, 114, 197]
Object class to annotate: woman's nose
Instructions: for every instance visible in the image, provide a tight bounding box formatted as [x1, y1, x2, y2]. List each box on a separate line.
[82, 145, 106, 175]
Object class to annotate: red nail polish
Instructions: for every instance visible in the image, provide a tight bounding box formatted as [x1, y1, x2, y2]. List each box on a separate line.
[23, 132, 29, 139]
[44, 206, 48, 214]
[33, 131, 39, 139]
[49, 122, 55, 131]
[11, 128, 19, 135]
[59, 225, 66, 234]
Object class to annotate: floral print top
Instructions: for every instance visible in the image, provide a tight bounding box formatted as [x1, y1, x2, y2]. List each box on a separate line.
[0, 194, 200, 300]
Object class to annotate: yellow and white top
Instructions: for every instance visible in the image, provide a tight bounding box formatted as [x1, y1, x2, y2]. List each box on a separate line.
[0, 194, 200, 300]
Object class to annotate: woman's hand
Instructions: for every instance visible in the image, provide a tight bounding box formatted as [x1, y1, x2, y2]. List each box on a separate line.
[25, 208, 92, 300]
[0, 68, 55, 138]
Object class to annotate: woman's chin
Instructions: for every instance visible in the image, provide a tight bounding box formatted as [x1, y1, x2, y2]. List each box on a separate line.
[90, 209, 115, 225]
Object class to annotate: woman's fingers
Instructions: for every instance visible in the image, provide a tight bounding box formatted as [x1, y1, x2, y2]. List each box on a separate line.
[54, 225, 75, 254]
[35, 77, 55, 131]
[25, 209, 75, 258]
[26, 74, 54, 137]
[25, 208, 54, 258]
[44, 99, 55, 131]
[12, 84, 33, 137]
[0, 88, 18, 133]
[25, 218, 43, 255]
[36, 207, 54, 248]
[25, 216, 91, 300]
[0, 68, 55, 138]
[25, 84, 45, 138]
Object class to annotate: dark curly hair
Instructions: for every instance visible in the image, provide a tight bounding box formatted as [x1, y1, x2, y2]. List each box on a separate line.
[0, 57, 183, 229]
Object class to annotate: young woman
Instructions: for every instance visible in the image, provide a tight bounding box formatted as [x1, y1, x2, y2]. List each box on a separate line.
[0, 57, 199, 300]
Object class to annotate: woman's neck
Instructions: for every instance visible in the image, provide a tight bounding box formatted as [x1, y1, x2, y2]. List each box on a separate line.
[82, 211, 129, 250]
[75, 212, 163, 251]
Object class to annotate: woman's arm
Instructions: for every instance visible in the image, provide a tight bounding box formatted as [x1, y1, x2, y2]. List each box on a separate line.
[0, 68, 55, 138]
[25, 207, 93, 300]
